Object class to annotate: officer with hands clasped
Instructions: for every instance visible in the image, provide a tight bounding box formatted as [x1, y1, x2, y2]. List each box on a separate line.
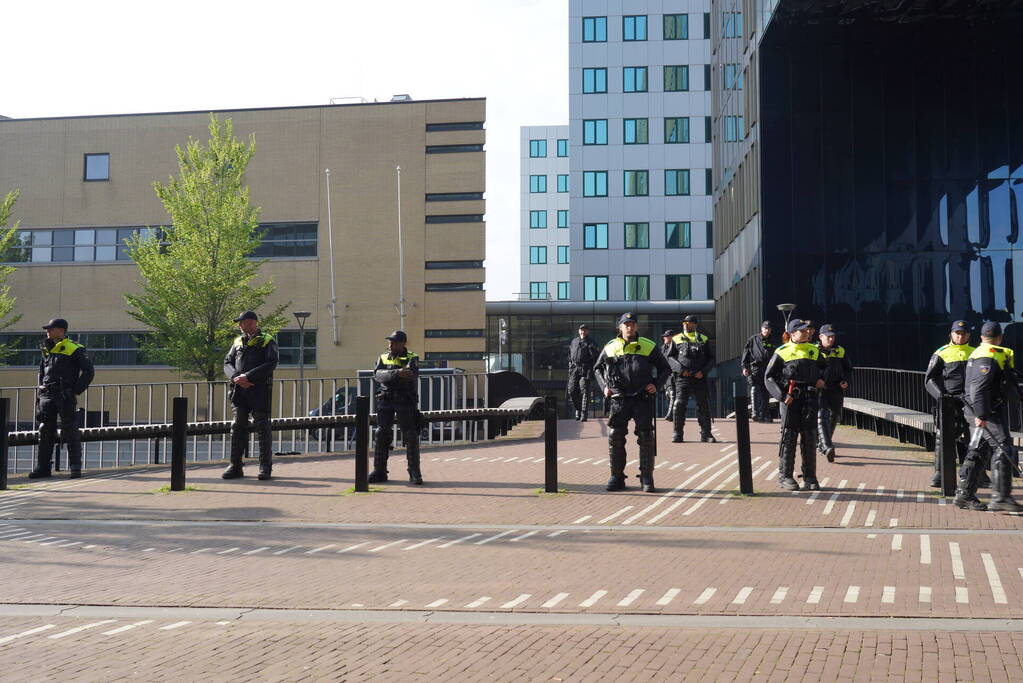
[223, 311, 279, 481]
[567, 323, 600, 421]
[816, 323, 853, 461]
[593, 312, 673, 493]
[30, 318, 95, 479]
[924, 320, 981, 489]
[741, 320, 776, 423]
[669, 314, 716, 443]
[369, 330, 424, 485]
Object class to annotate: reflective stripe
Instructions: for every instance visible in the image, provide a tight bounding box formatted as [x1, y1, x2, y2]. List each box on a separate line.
[236, 334, 273, 348]
[970, 343, 1014, 370]
[380, 352, 418, 366]
[603, 337, 656, 358]
[672, 331, 708, 344]
[42, 339, 84, 357]
[821, 345, 846, 359]
[774, 343, 820, 362]
[936, 344, 973, 364]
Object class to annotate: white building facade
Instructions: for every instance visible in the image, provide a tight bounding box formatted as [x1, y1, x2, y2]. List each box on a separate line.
[520, 125, 571, 300]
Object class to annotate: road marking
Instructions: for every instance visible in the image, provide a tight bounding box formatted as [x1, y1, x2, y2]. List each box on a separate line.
[542, 593, 570, 608]
[622, 454, 735, 524]
[876, 486, 885, 496]
[670, 463, 684, 470]
[890, 518, 898, 527]
[839, 502, 857, 527]
[580, 590, 607, 607]
[438, 534, 481, 548]
[597, 507, 633, 524]
[938, 497, 947, 506]
[563, 458, 577, 464]
[0, 624, 55, 644]
[16, 534, 46, 542]
[956, 587, 969, 604]
[864, 510, 876, 527]
[475, 530, 517, 545]
[770, 587, 788, 605]
[509, 531, 538, 543]
[577, 458, 592, 464]
[822, 480, 848, 515]
[500, 594, 531, 609]
[159, 621, 191, 630]
[460, 456, 473, 461]
[58, 541, 81, 548]
[807, 586, 823, 604]
[844, 586, 860, 603]
[981, 553, 1008, 604]
[920, 534, 931, 565]
[805, 478, 831, 504]
[272, 546, 303, 555]
[656, 588, 681, 606]
[572, 516, 591, 525]
[892, 534, 902, 551]
[337, 542, 369, 554]
[102, 620, 153, 636]
[720, 445, 731, 452]
[617, 589, 644, 607]
[425, 599, 448, 608]
[166, 548, 182, 553]
[1019, 568, 1023, 581]
[693, 588, 716, 605]
[243, 547, 270, 555]
[388, 600, 408, 608]
[547, 530, 568, 538]
[306, 544, 336, 554]
[917, 493, 925, 503]
[644, 460, 738, 525]
[655, 462, 668, 469]
[919, 586, 932, 603]
[140, 547, 155, 552]
[867, 534, 877, 539]
[950, 542, 965, 580]
[190, 547, 215, 554]
[369, 539, 408, 553]
[882, 586, 895, 604]
[626, 459, 638, 469]
[464, 597, 491, 609]
[404, 537, 444, 551]
[82, 545, 96, 549]
[685, 464, 698, 471]
[217, 547, 241, 555]
[732, 587, 754, 604]
[49, 620, 117, 639]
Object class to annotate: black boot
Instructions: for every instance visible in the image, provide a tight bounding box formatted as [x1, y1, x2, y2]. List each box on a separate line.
[368, 429, 390, 483]
[778, 429, 799, 490]
[222, 432, 245, 479]
[700, 433, 717, 443]
[574, 410, 581, 421]
[580, 408, 588, 422]
[638, 429, 656, 493]
[406, 435, 423, 485]
[258, 455, 273, 481]
[800, 428, 819, 490]
[606, 428, 627, 491]
[671, 429, 683, 443]
[817, 408, 836, 462]
[930, 451, 942, 488]
[953, 457, 985, 510]
[29, 430, 55, 479]
[988, 459, 1023, 512]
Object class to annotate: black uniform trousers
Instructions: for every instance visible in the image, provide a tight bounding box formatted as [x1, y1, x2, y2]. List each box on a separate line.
[747, 369, 769, 420]
[672, 376, 711, 438]
[373, 395, 421, 473]
[817, 388, 843, 452]
[607, 393, 656, 481]
[567, 367, 592, 415]
[778, 391, 818, 483]
[230, 384, 272, 466]
[36, 389, 82, 471]
[959, 406, 1017, 501]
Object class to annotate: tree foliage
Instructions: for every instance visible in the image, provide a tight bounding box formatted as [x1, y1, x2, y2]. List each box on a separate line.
[0, 190, 24, 360]
[125, 115, 288, 381]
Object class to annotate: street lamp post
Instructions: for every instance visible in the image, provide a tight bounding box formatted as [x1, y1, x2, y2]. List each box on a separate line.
[293, 311, 311, 415]
[776, 303, 796, 331]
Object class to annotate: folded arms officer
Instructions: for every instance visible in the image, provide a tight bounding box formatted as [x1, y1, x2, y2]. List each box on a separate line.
[369, 330, 424, 485]
[741, 320, 776, 423]
[222, 311, 278, 480]
[669, 314, 716, 443]
[567, 324, 600, 421]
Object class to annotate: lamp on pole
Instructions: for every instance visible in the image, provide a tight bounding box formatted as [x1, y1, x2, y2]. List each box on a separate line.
[776, 303, 797, 331]
[396, 165, 406, 332]
[293, 311, 311, 415]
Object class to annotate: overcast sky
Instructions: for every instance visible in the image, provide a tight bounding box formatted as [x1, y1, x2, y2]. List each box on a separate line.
[3, 0, 568, 300]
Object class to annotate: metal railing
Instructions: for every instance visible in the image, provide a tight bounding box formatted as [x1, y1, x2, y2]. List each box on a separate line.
[844, 367, 930, 414]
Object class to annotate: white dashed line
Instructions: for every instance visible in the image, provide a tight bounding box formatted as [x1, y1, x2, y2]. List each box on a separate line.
[337, 542, 369, 554]
[882, 586, 896, 604]
[217, 547, 241, 555]
[159, 621, 192, 630]
[844, 586, 860, 603]
[438, 534, 481, 548]
[889, 518, 898, 527]
[597, 507, 633, 524]
[103, 620, 153, 636]
[404, 538, 444, 551]
[732, 587, 753, 604]
[806, 586, 824, 604]
[388, 600, 408, 608]
[369, 539, 408, 553]
[656, 588, 681, 606]
[571, 516, 591, 525]
[920, 535, 931, 565]
[475, 530, 517, 545]
[896, 489, 904, 499]
[500, 594, 531, 609]
[305, 544, 336, 554]
[839, 502, 857, 527]
[190, 547, 215, 554]
[949, 542, 965, 580]
[49, 620, 117, 639]
[919, 586, 932, 603]
[509, 531, 538, 543]
[770, 587, 788, 605]
[981, 553, 1008, 604]
[0, 624, 56, 644]
[892, 534, 903, 551]
[617, 589, 645, 607]
[425, 599, 448, 608]
[547, 529, 568, 538]
[541, 593, 570, 608]
[956, 587, 969, 604]
[864, 510, 876, 527]
[272, 546, 302, 555]
[243, 547, 270, 555]
[822, 480, 848, 515]
[693, 588, 716, 605]
[579, 590, 607, 608]
[464, 597, 491, 609]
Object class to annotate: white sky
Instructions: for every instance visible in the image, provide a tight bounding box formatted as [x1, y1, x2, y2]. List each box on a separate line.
[3, 0, 568, 300]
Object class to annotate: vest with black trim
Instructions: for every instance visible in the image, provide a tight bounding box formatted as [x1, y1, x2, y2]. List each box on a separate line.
[600, 336, 659, 395]
[671, 330, 712, 373]
[225, 332, 278, 385]
[39, 337, 94, 394]
[965, 343, 1017, 418]
[376, 351, 419, 398]
[818, 344, 851, 388]
[773, 342, 823, 386]
[930, 343, 974, 396]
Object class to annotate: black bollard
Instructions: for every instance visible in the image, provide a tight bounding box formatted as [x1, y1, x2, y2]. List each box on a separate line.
[939, 394, 957, 497]
[0, 398, 8, 491]
[170, 396, 187, 491]
[734, 392, 754, 495]
[354, 396, 369, 492]
[544, 395, 558, 493]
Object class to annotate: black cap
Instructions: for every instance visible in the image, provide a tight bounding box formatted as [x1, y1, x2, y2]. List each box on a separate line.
[578, 324, 588, 330]
[385, 330, 408, 343]
[617, 312, 638, 325]
[951, 320, 970, 333]
[42, 318, 68, 330]
[819, 324, 837, 335]
[981, 321, 1002, 338]
[662, 329, 676, 337]
[804, 319, 815, 328]
[233, 311, 258, 322]
[682, 314, 699, 323]
[761, 320, 772, 328]
[786, 318, 809, 334]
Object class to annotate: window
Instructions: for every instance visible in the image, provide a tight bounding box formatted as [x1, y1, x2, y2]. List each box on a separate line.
[252, 222, 318, 258]
[424, 351, 486, 361]
[557, 246, 570, 264]
[530, 281, 549, 300]
[664, 65, 689, 92]
[665, 222, 691, 249]
[663, 13, 688, 39]
[583, 119, 608, 145]
[665, 169, 690, 196]
[583, 68, 607, 94]
[724, 115, 746, 142]
[425, 282, 484, 291]
[707, 221, 714, 247]
[83, 153, 109, 181]
[557, 139, 569, 157]
[0, 331, 161, 367]
[276, 329, 317, 366]
[707, 274, 715, 299]
[557, 281, 570, 300]
[529, 246, 547, 264]
[705, 116, 712, 142]
[664, 117, 690, 143]
[426, 121, 484, 131]
[425, 329, 485, 338]
[426, 144, 483, 154]
[723, 11, 743, 38]
[426, 192, 484, 202]
[425, 214, 484, 223]
[529, 175, 547, 193]
[624, 66, 648, 93]
[557, 210, 569, 228]
[623, 15, 647, 41]
[624, 222, 649, 249]
[704, 64, 711, 91]
[583, 171, 608, 197]
[557, 174, 569, 193]
[529, 139, 547, 158]
[666, 275, 692, 301]
[624, 170, 649, 197]
[582, 16, 607, 42]
[623, 118, 648, 144]
[703, 12, 711, 38]
[583, 223, 608, 249]
[425, 260, 484, 269]
[529, 210, 547, 229]
[724, 64, 743, 90]
[706, 169, 713, 195]
[625, 275, 650, 301]
[584, 276, 609, 301]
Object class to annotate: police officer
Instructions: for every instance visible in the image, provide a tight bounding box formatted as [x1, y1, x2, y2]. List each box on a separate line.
[764, 319, 827, 491]
[567, 324, 599, 421]
[369, 330, 423, 485]
[593, 312, 673, 492]
[669, 314, 716, 443]
[660, 330, 676, 421]
[955, 322, 1023, 512]
[924, 320, 976, 488]
[816, 324, 853, 461]
[741, 320, 776, 423]
[222, 311, 278, 480]
[30, 318, 95, 479]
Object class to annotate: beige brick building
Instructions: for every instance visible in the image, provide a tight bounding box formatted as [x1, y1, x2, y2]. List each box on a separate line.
[0, 98, 487, 388]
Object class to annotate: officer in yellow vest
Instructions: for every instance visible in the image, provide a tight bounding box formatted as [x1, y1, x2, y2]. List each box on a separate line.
[593, 312, 673, 492]
[369, 330, 423, 485]
[956, 321, 1023, 512]
[816, 324, 853, 461]
[668, 314, 716, 443]
[222, 311, 279, 480]
[30, 318, 95, 479]
[924, 320, 979, 488]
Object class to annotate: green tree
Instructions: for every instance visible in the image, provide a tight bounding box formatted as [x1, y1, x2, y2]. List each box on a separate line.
[125, 115, 288, 381]
[0, 190, 25, 361]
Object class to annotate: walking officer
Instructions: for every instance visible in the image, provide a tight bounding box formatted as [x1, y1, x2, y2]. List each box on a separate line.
[593, 312, 673, 492]
[741, 320, 776, 423]
[764, 319, 827, 491]
[660, 329, 676, 421]
[924, 320, 978, 488]
[30, 318, 95, 479]
[222, 311, 278, 480]
[567, 324, 600, 421]
[669, 314, 716, 443]
[955, 322, 1023, 512]
[816, 324, 853, 461]
[368, 330, 424, 485]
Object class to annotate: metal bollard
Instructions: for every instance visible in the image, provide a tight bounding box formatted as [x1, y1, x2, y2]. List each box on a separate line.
[0, 398, 8, 491]
[939, 394, 957, 497]
[734, 392, 754, 495]
[170, 396, 187, 491]
[354, 396, 369, 492]
[544, 395, 558, 493]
